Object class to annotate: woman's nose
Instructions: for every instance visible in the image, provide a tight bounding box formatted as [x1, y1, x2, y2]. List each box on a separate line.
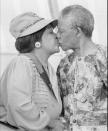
[57, 31, 61, 39]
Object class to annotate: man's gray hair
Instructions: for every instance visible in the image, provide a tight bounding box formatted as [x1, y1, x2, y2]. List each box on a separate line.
[61, 5, 94, 38]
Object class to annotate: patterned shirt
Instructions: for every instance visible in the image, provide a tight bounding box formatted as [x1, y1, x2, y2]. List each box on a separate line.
[57, 45, 107, 130]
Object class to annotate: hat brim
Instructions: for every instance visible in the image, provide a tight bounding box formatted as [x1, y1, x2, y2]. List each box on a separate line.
[19, 19, 57, 38]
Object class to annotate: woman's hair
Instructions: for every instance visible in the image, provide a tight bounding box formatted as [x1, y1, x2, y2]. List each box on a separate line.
[15, 25, 50, 53]
[61, 5, 94, 38]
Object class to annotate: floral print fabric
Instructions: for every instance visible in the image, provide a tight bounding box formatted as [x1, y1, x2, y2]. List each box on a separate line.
[57, 45, 107, 131]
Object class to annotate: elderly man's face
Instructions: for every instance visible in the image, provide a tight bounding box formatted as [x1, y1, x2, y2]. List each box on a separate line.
[57, 16, 79, 51]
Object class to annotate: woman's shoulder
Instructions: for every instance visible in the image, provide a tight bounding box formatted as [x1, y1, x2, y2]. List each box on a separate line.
[6, 54, 37, 77]
[9, 54, 31, 65]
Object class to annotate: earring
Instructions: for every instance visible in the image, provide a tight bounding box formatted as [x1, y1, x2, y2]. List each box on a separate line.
[35, 42, 41, 48]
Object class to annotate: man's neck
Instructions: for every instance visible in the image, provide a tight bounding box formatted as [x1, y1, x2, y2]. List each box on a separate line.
[79, 37, 96, 56]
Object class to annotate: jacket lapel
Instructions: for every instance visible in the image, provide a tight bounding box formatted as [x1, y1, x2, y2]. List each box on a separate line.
[24, 53, 57, 100]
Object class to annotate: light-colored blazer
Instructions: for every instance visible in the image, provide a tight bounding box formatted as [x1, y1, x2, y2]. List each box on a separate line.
[0, 55, 62, 131]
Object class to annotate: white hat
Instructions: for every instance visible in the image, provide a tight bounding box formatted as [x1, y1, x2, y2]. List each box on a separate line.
[9, 12, 57, 39]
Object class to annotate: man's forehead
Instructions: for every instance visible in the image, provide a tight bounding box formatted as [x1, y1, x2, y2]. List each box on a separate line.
[58, 15, 74, 29]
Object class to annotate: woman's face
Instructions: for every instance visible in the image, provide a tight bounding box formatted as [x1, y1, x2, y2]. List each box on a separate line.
[41, 25, 60, 55]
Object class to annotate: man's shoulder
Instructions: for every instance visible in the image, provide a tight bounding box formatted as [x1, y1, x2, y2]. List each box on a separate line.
[97, 44, 107, 57]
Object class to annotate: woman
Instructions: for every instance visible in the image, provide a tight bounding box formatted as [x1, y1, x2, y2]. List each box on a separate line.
[0, 12, 63, 131]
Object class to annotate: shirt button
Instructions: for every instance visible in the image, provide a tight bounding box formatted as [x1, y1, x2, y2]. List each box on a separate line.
[75, 90, 78, 93]
[73, 119, 77, 123]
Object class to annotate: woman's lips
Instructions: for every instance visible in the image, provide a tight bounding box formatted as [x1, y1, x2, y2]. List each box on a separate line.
[58, 42, 62, 47]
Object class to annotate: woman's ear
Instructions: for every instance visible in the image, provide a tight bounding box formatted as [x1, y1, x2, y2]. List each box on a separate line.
[35, 42, 41, 48]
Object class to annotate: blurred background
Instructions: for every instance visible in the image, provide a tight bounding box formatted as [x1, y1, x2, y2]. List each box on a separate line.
[0, 0, 107, 76]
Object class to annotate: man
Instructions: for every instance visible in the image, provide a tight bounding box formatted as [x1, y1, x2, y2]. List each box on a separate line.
[57, 5, 107, 131]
